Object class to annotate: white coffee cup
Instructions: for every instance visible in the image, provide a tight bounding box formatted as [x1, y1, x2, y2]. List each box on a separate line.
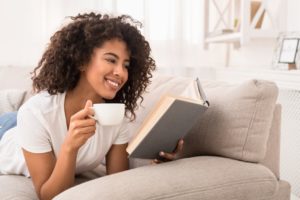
[92, 103, 125, 126]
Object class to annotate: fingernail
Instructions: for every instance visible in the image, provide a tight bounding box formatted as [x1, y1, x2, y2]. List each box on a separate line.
[160, 151, 164, 156]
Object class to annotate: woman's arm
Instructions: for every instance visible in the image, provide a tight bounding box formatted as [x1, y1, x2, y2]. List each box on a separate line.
[22, 100, 96, 200]
[23, 145, 77, 200]
[105, 143, 129, 175]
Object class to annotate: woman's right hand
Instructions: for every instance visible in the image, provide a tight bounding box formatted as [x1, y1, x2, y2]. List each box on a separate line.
[63, 100, 96, 152]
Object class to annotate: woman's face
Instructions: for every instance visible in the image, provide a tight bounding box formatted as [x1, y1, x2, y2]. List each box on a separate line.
[84, 39, 130, 100]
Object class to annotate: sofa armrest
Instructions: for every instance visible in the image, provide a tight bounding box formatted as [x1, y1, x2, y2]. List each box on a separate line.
[261, 104, 281, 179]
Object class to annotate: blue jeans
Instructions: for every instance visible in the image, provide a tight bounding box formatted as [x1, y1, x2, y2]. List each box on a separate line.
[0, 112, 17, 140]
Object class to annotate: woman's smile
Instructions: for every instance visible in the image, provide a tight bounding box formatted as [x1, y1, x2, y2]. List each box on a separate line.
[104, 77, 122, 91]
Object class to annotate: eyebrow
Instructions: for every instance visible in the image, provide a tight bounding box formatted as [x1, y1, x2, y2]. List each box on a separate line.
[104, 52, 130, 62]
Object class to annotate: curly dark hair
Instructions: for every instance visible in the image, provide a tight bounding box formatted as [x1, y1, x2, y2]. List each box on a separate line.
[32, 12, 156, 120]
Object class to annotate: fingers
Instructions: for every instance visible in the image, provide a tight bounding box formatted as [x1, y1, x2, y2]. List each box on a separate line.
[85, 100, 93, 109]
[69, 118, 96, 130]
[151, 159, 162, 165]
[159, 151, 177, 161]
[156, 139, 185, 162]
[174, 139, 184, 154]
[71, 100, 95, 120]
[72, 126, 96, 137]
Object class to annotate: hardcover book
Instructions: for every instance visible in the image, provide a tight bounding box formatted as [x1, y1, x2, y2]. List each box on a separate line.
[126, 78, 209, 159]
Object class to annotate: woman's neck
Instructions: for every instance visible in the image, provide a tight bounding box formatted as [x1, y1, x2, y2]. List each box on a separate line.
[67, 74, 104, 109]
[64, 75, 104, 126]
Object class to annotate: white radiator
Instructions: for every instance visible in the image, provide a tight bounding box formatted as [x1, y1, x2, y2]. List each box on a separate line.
[278, 89, 300, 198]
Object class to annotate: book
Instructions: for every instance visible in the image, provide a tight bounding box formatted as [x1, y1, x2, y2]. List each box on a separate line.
[126, 78, 209, 159]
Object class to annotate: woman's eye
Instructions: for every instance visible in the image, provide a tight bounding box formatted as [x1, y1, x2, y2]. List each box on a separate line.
[124, 63, 130, 69]
[106, 58, 116, 64]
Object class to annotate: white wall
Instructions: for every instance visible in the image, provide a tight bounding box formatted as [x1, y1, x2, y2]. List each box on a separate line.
[225, 0, 300, 69]
[0, 0, 46, 67]
[287, 0, 300, 31]
[0, 0, 109, 67]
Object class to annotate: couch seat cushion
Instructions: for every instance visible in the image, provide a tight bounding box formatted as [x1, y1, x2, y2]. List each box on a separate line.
[0, 175, 38, 200]
[54, 156, 278, 200]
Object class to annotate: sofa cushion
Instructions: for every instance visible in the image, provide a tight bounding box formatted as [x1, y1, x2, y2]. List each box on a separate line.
[54, 156, 278, 200]
[0, 89, 27, 114]
[183, 79, 278, 163]
[0, 175, 38, 200]
[0, 174, 96, 200]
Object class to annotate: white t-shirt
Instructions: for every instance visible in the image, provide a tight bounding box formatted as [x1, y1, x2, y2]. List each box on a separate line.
[0, 91, 129, 177]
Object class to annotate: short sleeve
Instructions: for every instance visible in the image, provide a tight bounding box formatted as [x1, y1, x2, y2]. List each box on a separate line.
[17, 106, 52, 153]
[113, 120, 130, 145]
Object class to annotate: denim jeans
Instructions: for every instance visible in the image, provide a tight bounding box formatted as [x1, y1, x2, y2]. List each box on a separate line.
[0, 112, 17, 140]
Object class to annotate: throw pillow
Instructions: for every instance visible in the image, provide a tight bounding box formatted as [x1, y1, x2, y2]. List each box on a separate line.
[182, 79, 278, 163]
[0, 89, 27, 114]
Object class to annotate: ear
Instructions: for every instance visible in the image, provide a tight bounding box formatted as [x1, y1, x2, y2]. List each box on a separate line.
[79, 65, 86, 72]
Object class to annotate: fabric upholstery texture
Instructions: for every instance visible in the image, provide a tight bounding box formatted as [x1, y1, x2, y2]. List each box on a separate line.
[54, 156, 278, 200]
[130, 75, 278, 163]
[0, 89, 27, 114]
[0, 175, 38, 200]
[182, 79, 278, 163]
[261, 104, 281, 178]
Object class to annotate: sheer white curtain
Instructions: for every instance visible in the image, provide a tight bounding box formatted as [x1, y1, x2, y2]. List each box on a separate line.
[0, 0, 206, 72]
[45, 0, 205, 70]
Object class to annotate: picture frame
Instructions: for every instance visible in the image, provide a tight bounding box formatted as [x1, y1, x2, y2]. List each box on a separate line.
[278, 38, 299, 64]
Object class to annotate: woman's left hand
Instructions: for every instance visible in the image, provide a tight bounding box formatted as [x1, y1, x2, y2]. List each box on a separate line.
[152, 139, 184, 164]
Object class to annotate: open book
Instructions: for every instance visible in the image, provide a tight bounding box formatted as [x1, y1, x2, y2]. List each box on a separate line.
[126, 78, 209, 159]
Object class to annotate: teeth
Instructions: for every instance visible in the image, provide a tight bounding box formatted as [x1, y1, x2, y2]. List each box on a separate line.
[107, 80, 119, 87]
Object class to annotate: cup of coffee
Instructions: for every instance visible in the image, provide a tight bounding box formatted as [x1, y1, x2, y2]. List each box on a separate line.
[92, 103, 125, 126]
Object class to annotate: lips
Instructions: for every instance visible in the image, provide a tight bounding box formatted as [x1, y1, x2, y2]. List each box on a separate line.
[105, 78, 121, 90]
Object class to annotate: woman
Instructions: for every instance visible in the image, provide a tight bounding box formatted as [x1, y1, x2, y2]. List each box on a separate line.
[0, 12, 183, 200]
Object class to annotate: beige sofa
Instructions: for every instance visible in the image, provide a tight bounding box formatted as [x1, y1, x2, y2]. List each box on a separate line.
[0, 66, 291, 200]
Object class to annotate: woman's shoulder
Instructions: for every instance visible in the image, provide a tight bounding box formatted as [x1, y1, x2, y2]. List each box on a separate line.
[19, 91, 65, 114]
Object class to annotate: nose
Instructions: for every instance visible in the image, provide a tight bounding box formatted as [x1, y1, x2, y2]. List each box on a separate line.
[113, 63, 127, 77]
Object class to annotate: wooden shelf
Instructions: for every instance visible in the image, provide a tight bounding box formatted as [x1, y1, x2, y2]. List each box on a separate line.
[205, 29, 278, 44]
[203, 0, 285, 47]
[205, 32, 241, 43]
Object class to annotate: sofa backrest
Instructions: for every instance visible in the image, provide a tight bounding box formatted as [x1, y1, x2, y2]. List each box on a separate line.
[182, 79, 279, 163]
[0, 68, 281, 177]
[128, 74, 279, 165]
[261, 104, 281, 179]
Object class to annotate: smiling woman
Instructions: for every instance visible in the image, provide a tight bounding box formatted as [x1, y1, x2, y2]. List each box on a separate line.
[0, 12, 158, 200]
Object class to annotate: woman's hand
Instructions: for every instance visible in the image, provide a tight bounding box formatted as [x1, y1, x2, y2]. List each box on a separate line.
[152, 139, 184, 164]
[63, 100, 96, 152]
